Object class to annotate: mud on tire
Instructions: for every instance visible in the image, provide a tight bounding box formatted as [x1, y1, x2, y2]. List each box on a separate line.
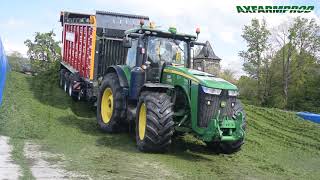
[136, 91, 174, 152]
[96, 73, 126, 133]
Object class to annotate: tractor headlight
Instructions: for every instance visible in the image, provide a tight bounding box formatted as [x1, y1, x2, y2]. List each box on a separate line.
[202, 86, 222, 95]
[228, 90, 239, 97]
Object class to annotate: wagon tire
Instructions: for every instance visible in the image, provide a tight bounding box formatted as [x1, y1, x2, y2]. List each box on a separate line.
[63, 72, 70, 93]
[59, 69, 66, 88]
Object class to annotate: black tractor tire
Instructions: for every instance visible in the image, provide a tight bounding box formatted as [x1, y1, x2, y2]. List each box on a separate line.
[207, 99, 246, 154]
[220, 138, 244, 154]
[172, 131, 186, 138]
[136, 91, 174, 152]
[96, 73, 126, 133]
[59, 69, 66, 88]
[206, 141, 220, 152]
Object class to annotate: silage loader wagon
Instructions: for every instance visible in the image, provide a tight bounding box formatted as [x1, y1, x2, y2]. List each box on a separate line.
[59, 11, 246, 153]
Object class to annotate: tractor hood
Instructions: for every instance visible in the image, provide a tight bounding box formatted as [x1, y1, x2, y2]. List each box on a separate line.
[163, 66, 237, 90]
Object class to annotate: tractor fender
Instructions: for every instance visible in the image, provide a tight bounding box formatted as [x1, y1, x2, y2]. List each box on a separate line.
[173, 85, 191, 107]
[140, 83, 174, 94]
[105, 66, 129, 88]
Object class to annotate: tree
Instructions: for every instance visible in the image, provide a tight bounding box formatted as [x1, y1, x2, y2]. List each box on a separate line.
[272, 21, 293, 108]
[289, 18, 320, 90]
[24, 31, 61, 73]
[219, 69, 236, 84]
[239, 17, 320, 113]
[266, 45, 296, 109]
[290, 18, 320, 58]
[271, 18, 320, 108]
[7, 51, 23, 72]
[261, 46, 276, 106]
[237, 76, 258, 105]
[239, 18, 270, 104]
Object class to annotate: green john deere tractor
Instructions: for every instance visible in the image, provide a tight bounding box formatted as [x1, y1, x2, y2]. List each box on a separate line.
[96, 26, 246, 153]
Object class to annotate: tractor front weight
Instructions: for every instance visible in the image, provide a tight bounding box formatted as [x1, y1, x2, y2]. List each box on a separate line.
[196, 112, 245, 143]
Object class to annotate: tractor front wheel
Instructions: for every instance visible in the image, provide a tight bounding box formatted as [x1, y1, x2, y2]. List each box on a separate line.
[136, 91, 174, 152]
[220, 139, 244, 154]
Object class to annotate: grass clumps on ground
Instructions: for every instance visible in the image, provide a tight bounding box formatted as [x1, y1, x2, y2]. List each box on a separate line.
[0, 71, 319, 179]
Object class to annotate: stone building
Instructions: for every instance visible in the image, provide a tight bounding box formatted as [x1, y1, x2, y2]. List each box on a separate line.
[193, 41, 221, 75]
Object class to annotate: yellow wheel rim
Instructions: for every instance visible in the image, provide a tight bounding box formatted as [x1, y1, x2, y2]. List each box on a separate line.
[139, 103, 147, 140]
[101, 88, 113, 124]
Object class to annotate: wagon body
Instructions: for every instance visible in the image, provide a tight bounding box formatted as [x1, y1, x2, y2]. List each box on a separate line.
[60, 11, 149, 80]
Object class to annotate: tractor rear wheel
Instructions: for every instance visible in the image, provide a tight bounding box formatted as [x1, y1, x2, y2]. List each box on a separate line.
[136, 91, 174, 152]
[96, 73, 126, 133]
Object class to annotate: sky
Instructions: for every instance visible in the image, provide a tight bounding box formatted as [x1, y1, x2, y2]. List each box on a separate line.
[0, 0, 319, 76]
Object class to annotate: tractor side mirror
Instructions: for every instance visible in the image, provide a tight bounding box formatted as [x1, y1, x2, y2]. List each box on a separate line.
[123, 37, 132, 48]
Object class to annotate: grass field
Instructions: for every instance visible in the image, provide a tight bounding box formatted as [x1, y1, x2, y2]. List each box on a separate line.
[0, 71, 319, 179]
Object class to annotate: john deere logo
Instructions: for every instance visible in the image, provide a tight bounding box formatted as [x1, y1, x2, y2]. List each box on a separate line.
[220, 101, 226, 108]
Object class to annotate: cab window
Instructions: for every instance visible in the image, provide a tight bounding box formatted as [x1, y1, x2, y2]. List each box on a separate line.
[126, 39, 138, 68]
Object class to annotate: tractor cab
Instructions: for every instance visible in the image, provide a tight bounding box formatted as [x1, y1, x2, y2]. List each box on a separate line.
[144, 34, 189, 82]
[123, 22, 208, 99]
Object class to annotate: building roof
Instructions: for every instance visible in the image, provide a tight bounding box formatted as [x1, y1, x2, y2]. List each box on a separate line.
[194, 41, 221, 61]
